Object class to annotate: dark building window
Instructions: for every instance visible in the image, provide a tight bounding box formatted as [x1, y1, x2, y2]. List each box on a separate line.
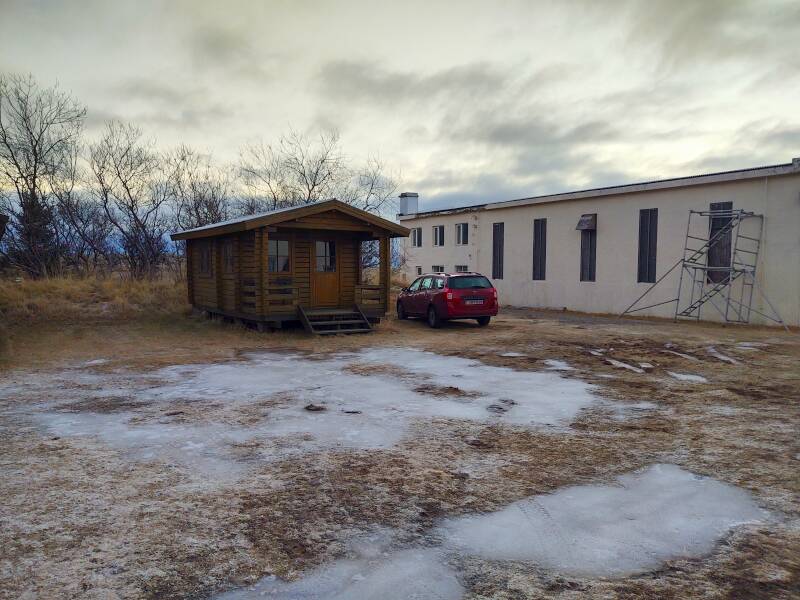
[455, 264, 468, 272]
[269, 239, 291, 272]
[580, 230, 596, 281]
[411, 227, 422, 247]
[431, 265, 445, 273]
[708, 201, 733, 283]
[492, 222, 504, 279]
[577, 214, 597, 282]
[532, 218, 547, 280]
[415, 265, 422, 275]
[455, 222, 469, 245]
[637, 208, 658, 283]
[433, 225, 445, 246]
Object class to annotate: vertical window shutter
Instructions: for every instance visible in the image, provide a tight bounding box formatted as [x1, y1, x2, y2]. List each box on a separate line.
[637, 210, 648, 282]
[533, 218, 546, 280]
[647, 209, 658, 282]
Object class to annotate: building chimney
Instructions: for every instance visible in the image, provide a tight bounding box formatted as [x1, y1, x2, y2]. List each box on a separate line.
[399, 192, 419, 216]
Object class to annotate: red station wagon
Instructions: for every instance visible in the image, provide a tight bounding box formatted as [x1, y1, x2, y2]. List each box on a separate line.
[397, 272, 499, 328]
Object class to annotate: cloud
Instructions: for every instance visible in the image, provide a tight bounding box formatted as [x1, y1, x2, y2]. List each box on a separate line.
[186, 26, 279, 82]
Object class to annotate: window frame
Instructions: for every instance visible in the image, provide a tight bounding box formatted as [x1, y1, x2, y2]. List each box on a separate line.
[454, 264, 469, 273]
[455, 222, 469, 245]
[411, 227, 423, 247]
[433, 225, 445, 247]
[415, 265, 422, 276]
[315, 240, 337, 273]
[268, 238, 292, 273]
[431, 265, 445, 273]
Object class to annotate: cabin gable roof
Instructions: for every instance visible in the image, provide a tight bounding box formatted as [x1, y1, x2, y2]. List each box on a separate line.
[171, 199, 409, 240]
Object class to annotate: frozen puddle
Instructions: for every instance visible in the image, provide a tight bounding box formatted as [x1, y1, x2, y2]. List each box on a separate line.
[217, 465, 766, 597]
[437, 464, 765, 577]
[3, 347, 600, 481]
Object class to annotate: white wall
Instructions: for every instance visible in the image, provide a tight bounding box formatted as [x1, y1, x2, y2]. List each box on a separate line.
[401, 172, 800, 326]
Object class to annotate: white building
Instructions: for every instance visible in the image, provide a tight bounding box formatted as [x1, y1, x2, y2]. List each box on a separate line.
[399, 159, 800, 327]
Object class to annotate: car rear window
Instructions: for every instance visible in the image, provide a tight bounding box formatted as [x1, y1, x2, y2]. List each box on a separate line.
[447, 275, 492, 289]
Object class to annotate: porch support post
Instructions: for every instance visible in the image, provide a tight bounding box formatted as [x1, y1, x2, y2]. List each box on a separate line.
[233, 235, 241, 312]
[254, 229, 263, 314]
[380, 235, 390, 315]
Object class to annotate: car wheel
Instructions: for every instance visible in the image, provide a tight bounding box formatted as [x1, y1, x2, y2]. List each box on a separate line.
[427, 305, 442, 328]
[476, 316, 491, 327]
[396, 301, 407, 320]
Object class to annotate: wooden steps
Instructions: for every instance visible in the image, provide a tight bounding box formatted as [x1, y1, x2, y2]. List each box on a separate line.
[298, 305, 373, 335]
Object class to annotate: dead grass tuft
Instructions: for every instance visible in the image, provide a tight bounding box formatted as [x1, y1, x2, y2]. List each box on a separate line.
[0, 275, 188, 325]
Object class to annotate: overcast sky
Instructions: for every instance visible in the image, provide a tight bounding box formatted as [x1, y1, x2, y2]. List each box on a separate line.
[2, 0, 798, 210]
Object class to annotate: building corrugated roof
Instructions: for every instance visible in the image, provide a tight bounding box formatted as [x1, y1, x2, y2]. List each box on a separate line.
[401, 158, 800, 219]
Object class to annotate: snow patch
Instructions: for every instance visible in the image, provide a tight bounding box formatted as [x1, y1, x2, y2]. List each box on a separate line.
[604, 358, 644, 373]
[662, 349, 699, 361]
[543, 359, 574, 371]
[499, 352, 526, 358]
[436, 464, 767, 578]
[667, 372, 708, 383]
[706, 346, 740, 365]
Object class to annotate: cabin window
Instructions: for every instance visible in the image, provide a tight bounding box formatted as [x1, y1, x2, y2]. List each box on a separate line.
[222, 239, 235, 274]
[432, 265, 445, 273]
[455, 223, 469, 245]
[533, 218, 546, 280]
[411, 227, 422, 247]
[433, 225, 445, 246]
[268, 239, 290, 272]
[315, 240, 336, 272]
[199, 242, 212, 276]
[637, 208, 658, 283]
[492, 222, 504, 279]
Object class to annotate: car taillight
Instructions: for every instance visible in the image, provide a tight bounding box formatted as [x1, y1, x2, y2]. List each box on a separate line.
[492, 289, 498, 299]
[445, 288, 453, 300]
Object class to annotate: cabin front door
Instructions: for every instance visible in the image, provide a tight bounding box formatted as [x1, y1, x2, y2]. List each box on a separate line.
[311, 239, 340, 307]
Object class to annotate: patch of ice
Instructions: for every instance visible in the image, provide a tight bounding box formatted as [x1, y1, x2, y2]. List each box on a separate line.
[588, 349, 606, 357]
[499, 352, 526, 358]
[667, 372, 708, 383]
[736, 341, 767, 352]
[706, 346, 740, 365]
[5, 347, 601, 482]
[662, 349, 699, 361]
[82, 359, 109, 367]
[436, 464, 767, 578]
[219, 548, 461, 600]
[638, 362, 654, 370]
[215, 531, 462, 600]
[543, 359, 574, 371]
[604, 358, 644, 373]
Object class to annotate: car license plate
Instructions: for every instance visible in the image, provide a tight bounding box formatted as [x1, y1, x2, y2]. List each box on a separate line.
[465, 299, 484, 305]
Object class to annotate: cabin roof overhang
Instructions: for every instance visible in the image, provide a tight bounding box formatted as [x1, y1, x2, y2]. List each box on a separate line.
[171, 199, 410, 241]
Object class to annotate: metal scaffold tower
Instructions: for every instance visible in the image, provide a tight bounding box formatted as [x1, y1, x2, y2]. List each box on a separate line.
[620, 207, 789, 331]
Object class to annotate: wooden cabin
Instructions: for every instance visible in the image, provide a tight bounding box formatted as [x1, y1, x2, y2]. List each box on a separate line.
[171, 199, 410, 334]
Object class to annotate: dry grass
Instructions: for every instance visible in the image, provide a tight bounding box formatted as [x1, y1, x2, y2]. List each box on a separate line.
[0, 276, 188, 325]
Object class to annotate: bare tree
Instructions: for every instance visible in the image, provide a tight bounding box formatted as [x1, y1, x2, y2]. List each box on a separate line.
[0, 74, 86, 277]
[167, 144, 232, 230]
[88, 121, 171, 279]
[239, 128, 397, 215]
